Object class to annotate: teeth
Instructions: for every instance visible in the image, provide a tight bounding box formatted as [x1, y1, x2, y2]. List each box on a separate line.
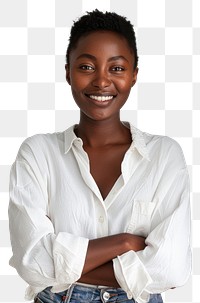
[89, 95, 114, 101]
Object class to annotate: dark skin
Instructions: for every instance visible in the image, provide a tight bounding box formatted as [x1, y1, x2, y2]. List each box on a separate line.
[76, 122, 132, 200]
[65, 31, 146, 287]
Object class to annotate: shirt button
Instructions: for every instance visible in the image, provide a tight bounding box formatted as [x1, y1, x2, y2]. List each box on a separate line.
[98, 216, 104, 223]
[103, 291, 110, 301]
[127, 291, 132, 299]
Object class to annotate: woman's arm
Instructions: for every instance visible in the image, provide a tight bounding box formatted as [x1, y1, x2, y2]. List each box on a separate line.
[79, 261, 119, 287]
[77, 234, 146, 287]
[82, 233, 146, 275]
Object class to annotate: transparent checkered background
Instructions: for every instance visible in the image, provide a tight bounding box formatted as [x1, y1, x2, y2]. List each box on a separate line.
[0, 0, 199, 302]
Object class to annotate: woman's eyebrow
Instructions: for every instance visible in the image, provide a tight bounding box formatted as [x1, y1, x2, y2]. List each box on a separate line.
[108, 56, 129, 63]
[76, 54, 129, 62]
[76, 54, 96, 60]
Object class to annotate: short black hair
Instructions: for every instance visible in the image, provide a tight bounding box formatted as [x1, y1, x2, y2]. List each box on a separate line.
[66, 9, 138, 69]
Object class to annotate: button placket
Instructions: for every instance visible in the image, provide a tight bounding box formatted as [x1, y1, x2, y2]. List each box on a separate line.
[95, 200, 108, 236]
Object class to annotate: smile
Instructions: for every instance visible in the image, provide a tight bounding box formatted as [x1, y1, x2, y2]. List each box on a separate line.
[88, 95, 114, 102]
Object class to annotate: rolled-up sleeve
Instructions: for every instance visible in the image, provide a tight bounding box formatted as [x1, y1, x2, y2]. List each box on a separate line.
[113, 143, 191, 303]
[8, 141, 89, 300]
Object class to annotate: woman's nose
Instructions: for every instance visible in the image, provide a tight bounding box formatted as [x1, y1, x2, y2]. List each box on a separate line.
[91, 70, 111, 89]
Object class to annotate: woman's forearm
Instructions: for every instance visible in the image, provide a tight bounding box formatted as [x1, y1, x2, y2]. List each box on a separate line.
[82, 233, 146, 275]
[79, 261, 119, 287]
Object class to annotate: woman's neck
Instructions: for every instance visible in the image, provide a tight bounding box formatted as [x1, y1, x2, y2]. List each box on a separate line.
[74, 115, 131, 148]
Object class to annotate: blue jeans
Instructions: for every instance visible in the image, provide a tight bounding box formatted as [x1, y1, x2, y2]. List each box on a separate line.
[34, 284, 163, 303]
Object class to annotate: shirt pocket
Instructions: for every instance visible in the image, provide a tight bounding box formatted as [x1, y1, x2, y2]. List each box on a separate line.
[127, 200, 157, 237]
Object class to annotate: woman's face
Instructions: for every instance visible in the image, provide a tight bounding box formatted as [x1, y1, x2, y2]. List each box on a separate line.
[66, 30, 138, 122]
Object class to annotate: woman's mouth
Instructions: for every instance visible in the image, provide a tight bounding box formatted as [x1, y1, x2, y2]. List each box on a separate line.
[85, 94, 115, 102]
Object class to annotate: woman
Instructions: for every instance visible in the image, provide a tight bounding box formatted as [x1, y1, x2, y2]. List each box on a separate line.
[9, 10, 191, 303]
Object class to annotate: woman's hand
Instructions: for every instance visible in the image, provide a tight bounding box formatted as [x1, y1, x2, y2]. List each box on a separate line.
[123, 233, 147, 251]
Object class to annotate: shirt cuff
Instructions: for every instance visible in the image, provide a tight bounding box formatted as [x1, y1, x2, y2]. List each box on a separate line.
[113, 250, 152, 303]
[52, 232, 89, 286]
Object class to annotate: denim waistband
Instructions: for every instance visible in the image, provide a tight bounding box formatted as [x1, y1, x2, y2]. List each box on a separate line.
[75, 282, 116, 289]
[34, 284, 163, 303]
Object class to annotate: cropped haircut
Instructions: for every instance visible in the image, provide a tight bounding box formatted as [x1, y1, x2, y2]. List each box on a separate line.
[66, 9, 138, 69]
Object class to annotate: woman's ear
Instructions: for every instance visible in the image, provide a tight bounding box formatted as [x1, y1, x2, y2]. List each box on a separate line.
[65, 64, 71, 85]
[132, 67, 139, 87]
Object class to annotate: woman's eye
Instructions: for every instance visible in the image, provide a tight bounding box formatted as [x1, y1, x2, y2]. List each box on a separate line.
[111, 66, 125, 72]
[80, 65, 94, 71]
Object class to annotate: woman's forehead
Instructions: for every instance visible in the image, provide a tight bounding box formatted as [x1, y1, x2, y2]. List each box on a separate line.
[76, 30, 128, 46]
[70, 30, 133, 59]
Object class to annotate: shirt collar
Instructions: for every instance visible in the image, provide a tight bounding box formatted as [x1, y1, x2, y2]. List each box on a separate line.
[64, 123, 150, 161]
[64, 125, 80, 154]
[123, 122, 150, 161]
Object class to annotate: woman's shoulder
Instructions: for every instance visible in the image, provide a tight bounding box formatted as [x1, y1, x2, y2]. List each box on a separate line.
[20, 131, 62, 148]
[141, 129, 186, 169]
[16, 130, 66, 162]
[130, 123, 182, 151]
[143, 129, 181, 149]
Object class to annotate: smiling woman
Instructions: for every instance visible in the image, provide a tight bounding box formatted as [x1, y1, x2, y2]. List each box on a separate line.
[8, 9, 191, 303]
[66, 30, 137, 123]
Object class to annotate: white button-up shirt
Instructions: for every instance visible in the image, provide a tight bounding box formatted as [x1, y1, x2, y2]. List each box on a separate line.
[8, 123, 191, 303]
